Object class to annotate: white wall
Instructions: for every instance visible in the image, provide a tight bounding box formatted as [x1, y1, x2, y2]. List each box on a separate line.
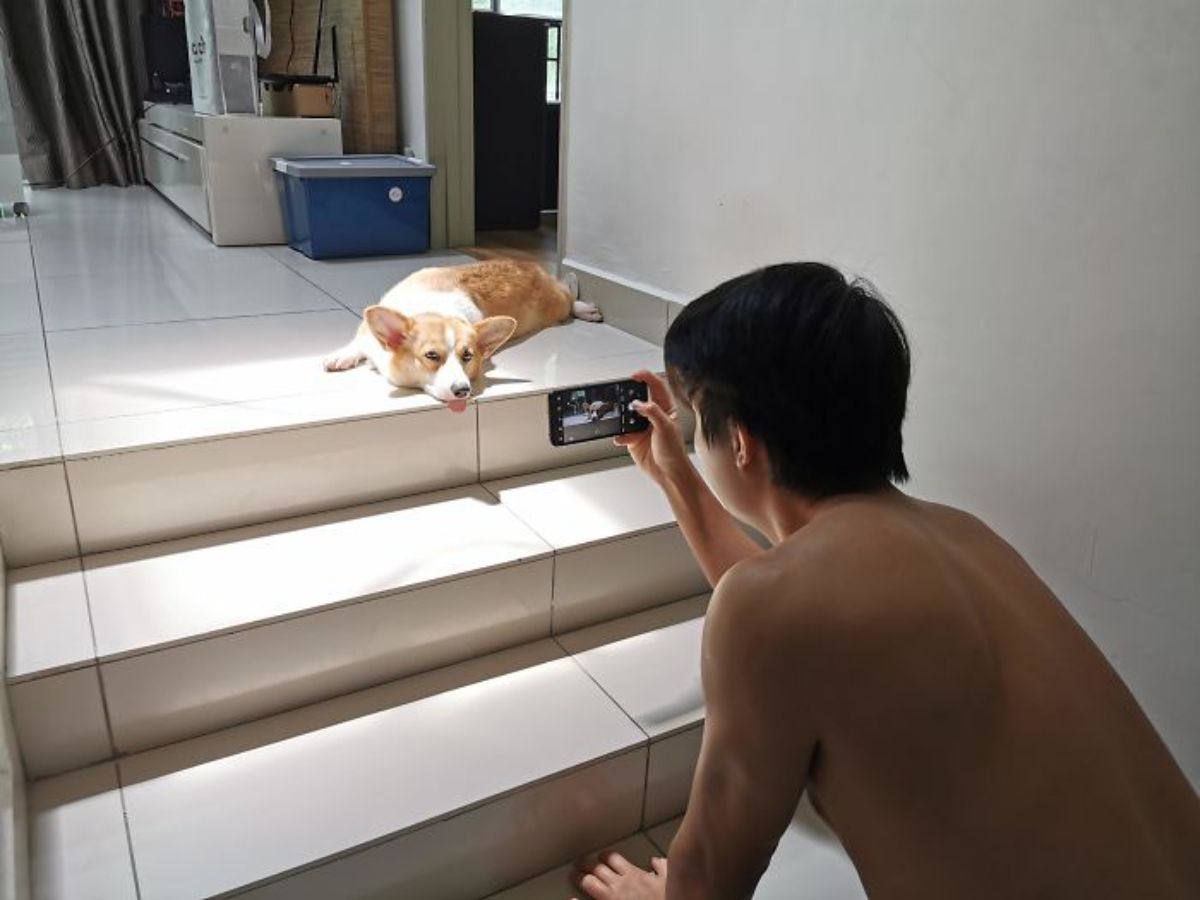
[564, 0, 1200, 783]
[393, 0, 428, 158]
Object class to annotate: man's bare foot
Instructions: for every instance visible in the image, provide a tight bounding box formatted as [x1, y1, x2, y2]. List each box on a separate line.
[573, 851, 667, 899]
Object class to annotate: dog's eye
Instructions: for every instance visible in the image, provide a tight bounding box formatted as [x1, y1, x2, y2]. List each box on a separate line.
[462, 350, 474, 362]
[424, 351, 441, 362]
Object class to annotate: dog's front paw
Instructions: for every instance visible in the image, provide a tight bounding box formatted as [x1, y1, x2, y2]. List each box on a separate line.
[323, 351, 365, 372]
[572, 300, 604, 323]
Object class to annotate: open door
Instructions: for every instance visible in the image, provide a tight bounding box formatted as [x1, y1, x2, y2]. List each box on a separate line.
[467, 0, 562, 263]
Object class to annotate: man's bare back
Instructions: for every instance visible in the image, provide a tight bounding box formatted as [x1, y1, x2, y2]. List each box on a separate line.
[573, 266, 1199, 899]
[731, 491, 1200, 898]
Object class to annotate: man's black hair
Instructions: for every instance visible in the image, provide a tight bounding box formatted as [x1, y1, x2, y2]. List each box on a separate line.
[665, 262, 911, 498]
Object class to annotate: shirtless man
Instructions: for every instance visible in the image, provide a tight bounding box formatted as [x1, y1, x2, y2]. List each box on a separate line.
[574, 263, 1200, 899]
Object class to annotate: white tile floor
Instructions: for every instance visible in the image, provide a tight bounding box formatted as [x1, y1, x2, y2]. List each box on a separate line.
[0, 186, 661, 467]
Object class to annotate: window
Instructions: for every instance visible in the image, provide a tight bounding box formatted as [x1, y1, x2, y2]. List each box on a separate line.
[546, 22, 561, 102]
[475, 0, 563, 17]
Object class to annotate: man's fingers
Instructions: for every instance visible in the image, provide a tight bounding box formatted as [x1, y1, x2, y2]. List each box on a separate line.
[572, 870, 611, 899]
[591, 862, 620, 885]
[598, 850, 634, 874]
[631, 399, 673, 430]
[632, 369, 674, 411]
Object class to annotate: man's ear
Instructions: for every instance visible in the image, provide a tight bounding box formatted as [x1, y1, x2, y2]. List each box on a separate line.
[475, 316, 518, 358]
[733, 422, 752, 471]
[364, 306, 413, 350]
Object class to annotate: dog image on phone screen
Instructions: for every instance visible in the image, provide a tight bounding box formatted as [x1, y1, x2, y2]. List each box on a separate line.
[323, 259, 603, 413]
[586, 400, 617, 422]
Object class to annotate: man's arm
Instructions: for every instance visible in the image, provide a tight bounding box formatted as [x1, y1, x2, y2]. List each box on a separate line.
[620, 375, 763, 586]
[662, 461, 765, 587]
[665, 564, 816, 899]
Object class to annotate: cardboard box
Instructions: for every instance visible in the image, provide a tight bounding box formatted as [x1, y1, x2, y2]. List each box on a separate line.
[262, 81, 335, 118]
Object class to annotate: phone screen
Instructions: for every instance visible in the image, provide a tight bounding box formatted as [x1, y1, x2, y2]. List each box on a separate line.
[548, 379, 651, 446]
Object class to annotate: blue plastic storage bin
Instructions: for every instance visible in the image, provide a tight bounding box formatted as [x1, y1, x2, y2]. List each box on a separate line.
[273, 155, 437, 259]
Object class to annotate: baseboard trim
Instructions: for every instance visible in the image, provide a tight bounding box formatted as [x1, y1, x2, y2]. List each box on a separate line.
[561, 259, 687, 346]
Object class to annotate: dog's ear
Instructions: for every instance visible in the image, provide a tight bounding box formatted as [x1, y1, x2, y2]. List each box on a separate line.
[475, 316, 518, 358]
[364, 306, 413, 350]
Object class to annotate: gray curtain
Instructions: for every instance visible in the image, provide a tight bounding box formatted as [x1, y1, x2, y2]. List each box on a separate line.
[0, 0, 150, 188]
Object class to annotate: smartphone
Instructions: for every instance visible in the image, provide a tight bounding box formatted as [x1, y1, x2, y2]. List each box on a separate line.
[548, 379, 651, 447]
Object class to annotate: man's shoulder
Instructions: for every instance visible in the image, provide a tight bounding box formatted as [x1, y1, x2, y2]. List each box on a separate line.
[711, 499, 987, 649]
[708, 543, 846, 650]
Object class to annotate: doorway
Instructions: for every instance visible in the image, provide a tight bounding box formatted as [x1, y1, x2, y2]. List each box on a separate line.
[462, 0, 563, 270]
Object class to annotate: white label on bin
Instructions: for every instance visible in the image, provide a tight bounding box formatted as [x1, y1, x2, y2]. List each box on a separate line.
[388, 186, 404, 203]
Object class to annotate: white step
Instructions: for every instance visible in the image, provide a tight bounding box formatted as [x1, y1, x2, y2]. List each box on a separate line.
[1, 313, 661, 563]
[557, 596, 708, 827]
[489, 795, 866, 899]
[485, 457, 710, 632]
[30, 598, 710, 900]
[7, 461, 707, 775]
[486, 833, 663, 900]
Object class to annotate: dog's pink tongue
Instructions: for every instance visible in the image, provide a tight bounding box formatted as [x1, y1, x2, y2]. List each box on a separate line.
[448, 399, 469, 414]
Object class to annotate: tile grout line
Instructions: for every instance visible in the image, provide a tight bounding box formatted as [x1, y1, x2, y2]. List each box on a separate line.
[259, 246, 360, 316]
[28, 211, 135, 889]
[113, 758, 145, 900]
[41, 306, 354, 336]
[27, 215, 123, 765]
[644, 824, 669, 856]
[475, 400, 482, 480]
[551, 631, 651, 757]
[553, 630, 657, 832]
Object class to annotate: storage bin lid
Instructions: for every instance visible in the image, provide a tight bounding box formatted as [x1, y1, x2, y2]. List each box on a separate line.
[272, 155, 437, 178]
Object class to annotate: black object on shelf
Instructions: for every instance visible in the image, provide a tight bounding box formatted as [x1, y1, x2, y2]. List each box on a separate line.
[141, 14, 191, 103]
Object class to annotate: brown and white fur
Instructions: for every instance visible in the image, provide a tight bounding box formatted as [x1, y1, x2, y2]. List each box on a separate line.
[323, 259, 602, 412]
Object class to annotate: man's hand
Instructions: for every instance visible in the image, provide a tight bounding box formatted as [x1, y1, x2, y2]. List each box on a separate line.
[615, 370, 693, 487]
[573, 851, 668, 900]
[616, 370, 762, 586]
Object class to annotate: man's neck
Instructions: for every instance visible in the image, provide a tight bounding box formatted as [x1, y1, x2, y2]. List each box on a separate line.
[760, 484, 904, 543]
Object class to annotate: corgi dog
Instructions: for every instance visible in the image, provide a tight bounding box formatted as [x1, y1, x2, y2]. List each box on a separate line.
[323, 259, 603, 413]
[586, 400, 617, 421]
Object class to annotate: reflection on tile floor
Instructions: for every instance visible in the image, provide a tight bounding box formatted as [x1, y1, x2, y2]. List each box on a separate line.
[0, 186, 662, 465]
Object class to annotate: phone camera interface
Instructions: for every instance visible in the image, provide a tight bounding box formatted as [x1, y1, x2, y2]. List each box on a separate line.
[561, 384, 627, 444]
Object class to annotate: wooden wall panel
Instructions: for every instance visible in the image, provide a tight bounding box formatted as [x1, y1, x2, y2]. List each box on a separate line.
[264, 0, 396, 154]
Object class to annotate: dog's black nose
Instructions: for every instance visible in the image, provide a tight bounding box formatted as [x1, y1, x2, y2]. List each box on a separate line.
[452, 384, 471, 399]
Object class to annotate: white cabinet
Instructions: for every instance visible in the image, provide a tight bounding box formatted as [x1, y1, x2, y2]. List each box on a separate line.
[140, 104, 343, 245]
[139, 120, 211, 231]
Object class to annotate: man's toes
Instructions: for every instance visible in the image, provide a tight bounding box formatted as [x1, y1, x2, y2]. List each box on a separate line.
[650, 856, 668, 877]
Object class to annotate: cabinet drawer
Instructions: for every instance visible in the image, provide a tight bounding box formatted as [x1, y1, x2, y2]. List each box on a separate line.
[139, 121, 210, 232]
[143, 103, 204, 143]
